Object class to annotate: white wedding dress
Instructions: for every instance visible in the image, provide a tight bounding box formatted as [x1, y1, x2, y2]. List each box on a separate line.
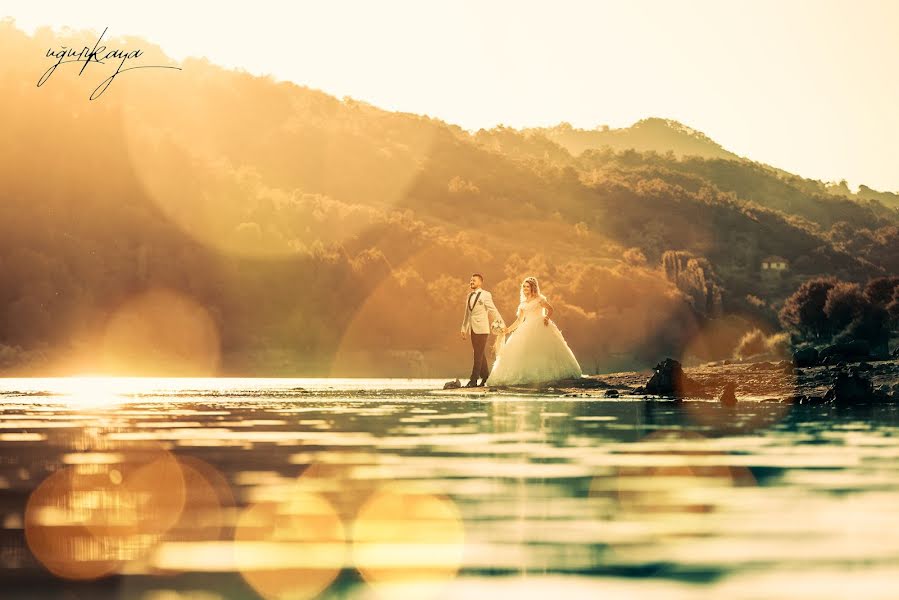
[486, 296, 582, 386]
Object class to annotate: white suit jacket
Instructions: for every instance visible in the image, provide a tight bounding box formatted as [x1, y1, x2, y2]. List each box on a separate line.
[461, 288, 501, 335]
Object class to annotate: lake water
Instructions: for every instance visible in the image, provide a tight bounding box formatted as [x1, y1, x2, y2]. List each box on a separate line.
[1, 377, 899, 599]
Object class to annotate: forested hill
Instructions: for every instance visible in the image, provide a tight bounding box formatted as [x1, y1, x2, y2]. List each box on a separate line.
[0, 20, 896, 376]
[524, 118, 740, 161]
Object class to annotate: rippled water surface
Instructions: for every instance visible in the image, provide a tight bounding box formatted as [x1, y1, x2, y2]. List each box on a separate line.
[2, 377, 899, 600]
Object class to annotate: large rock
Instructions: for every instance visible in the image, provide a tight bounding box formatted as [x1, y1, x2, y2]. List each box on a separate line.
[792, 346, 819, 368]
[443, 379, 461, 389]
[820, 340, 871, 364]
[823, 371, 875, 405]
[644, 358, 700, 398]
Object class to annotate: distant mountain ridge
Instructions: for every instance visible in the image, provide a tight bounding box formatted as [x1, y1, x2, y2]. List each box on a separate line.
[520, 118, 899, 206]
[524, 118, 740, 161]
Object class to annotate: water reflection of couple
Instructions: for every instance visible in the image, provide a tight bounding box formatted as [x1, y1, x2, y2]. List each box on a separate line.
[460, 273, 582, 387]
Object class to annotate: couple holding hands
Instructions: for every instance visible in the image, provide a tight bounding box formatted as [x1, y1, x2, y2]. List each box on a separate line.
[460, 272, 581, 387]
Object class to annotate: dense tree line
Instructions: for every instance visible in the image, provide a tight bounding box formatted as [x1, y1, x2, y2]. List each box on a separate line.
[779, 276, 899, 355]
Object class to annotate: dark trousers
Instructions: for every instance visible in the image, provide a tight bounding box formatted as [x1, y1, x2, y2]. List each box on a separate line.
[469, 331, 489, 383]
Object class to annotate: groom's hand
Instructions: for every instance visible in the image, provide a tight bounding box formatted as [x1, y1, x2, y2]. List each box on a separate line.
[460, 331, 467, 340]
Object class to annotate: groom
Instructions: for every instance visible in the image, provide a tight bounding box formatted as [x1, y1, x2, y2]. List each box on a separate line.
[460, 273, 502, 387]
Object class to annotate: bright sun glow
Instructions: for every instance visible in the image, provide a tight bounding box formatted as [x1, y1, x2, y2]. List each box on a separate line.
[56, 376, 128, 407]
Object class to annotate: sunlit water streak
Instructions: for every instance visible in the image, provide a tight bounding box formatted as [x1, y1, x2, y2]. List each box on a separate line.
[0, 378, 898, 599]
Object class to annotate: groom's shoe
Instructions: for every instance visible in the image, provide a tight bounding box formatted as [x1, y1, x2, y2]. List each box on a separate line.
[477, 379, 488, 387]
[464, 380, 478, 388]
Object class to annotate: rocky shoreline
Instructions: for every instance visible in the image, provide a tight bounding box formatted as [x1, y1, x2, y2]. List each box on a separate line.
[443, 354, 899, 406]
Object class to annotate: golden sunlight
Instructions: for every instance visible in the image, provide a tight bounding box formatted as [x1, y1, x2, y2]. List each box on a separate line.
[352, 488, 465, 599]
[101, 289, 221, 376]
[25, 447, 188, 580]
[55, 376, 125, 408]
[234, 491, 346, 600]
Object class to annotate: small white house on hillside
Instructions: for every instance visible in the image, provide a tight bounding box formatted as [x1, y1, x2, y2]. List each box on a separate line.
[761, 255, 789, 271]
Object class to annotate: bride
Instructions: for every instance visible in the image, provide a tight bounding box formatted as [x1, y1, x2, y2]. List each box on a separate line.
[486, 276, 582, 386]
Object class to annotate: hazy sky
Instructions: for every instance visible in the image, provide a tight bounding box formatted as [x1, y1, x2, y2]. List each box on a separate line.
[6, 0, 899, 191]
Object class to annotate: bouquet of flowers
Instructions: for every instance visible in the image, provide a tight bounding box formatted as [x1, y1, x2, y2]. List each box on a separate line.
[491, 318, 505, 335]
[490, 318, 506, 360]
